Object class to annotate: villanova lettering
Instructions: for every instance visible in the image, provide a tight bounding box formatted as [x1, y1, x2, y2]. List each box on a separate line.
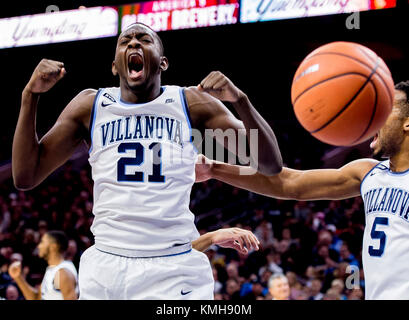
[363, 187, 409, 222]
[100, 115, 183, 148]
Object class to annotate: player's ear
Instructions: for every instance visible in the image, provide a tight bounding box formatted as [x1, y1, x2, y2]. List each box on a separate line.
[403, 118, 409, 132]
[112, 61, 118, 76]
[160, 56, 169, 72]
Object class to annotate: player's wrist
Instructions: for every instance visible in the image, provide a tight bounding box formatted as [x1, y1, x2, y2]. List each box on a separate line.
[231, 91, 248, 106]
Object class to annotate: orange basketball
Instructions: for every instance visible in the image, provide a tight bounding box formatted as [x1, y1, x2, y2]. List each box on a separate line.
[291, 41, 395, 146]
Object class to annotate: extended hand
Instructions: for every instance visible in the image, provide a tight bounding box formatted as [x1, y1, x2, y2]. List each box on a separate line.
[198, 71, 245, 103]
[26, 59, 66, 94]
[195, 154, 213, 183]
[211, 227, 260, 255]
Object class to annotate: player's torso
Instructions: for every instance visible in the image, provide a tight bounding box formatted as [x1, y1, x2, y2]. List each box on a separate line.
[41, 261, 78, 300]
[361, 160, 409, 299]
[88, 85, 199, 252]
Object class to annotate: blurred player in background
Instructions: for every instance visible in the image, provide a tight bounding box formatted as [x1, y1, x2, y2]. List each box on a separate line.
[195, 81, 409, 299]
[12, 22, 282, 299]
[8, 231, 78, 300]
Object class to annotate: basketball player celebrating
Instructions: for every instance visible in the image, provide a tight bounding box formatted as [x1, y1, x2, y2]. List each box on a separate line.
[195, 81, 409, 300]
[8, 231, 78, 300]
[12, 23, 282, 299]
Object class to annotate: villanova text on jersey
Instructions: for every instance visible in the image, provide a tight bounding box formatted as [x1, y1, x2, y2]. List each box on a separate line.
[99, 114, 184, 149]
[363, 187, 409, 221]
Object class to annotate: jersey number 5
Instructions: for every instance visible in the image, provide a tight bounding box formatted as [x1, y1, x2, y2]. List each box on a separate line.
[117, 142, 165, 183]
[368, 217, 389, 257]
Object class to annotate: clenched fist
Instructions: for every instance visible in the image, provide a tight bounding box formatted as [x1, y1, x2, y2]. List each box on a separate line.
[8, 261, 22, 280]
[198, 71, 245, 103]
[25, 59, 66, 94]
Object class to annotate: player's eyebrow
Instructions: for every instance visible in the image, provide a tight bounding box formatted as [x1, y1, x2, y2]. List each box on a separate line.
[119, 32, 153, 42]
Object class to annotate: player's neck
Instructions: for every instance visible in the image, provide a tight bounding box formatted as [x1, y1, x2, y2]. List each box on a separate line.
[47, 254, 64, 267]
[120, 82, 162, 104]
[389, 145, 409, 172]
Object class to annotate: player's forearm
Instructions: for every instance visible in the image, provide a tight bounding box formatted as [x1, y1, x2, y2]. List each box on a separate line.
[192, 232, 214, 252]
[12, 88, 41, 190]
[13, 275, 40, 300]
[210, 160, 291, 199]
[232, 94, 283, 176]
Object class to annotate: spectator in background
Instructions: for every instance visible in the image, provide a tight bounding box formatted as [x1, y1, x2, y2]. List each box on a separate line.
[268, 273, 290, 300]
[5, 284, 20, 300]
[308, 278, 324, 300]
[339, 242, 359, 267]
[225, 279, 241, 300]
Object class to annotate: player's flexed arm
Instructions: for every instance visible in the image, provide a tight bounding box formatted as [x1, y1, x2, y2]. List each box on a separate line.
[12, 59, 95, 190]
[185, 71, 283, 176]
[195, 155, 379, 201]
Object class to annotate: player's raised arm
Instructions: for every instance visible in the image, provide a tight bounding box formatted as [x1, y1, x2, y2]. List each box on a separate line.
[185, 71, 282, 176]
[195, 155, 379, 201]
[12, 59, 96, 190]
[8, 261, 41, 300]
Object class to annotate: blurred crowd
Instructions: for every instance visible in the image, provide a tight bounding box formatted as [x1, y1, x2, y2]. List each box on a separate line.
[0, 159, 365, 300]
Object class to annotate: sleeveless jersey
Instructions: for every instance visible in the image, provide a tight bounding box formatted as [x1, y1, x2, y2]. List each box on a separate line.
[41, 260, 78, 300]
[88, 85, 199, 253]
[361, 160, 409, 299]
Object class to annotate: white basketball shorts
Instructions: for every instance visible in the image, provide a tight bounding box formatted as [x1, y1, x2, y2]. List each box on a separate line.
[78, 245, 214, 300]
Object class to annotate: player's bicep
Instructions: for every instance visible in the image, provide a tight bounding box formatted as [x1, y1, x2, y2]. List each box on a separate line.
[58, 269, 77, 300]
[34, 89, 95, 187]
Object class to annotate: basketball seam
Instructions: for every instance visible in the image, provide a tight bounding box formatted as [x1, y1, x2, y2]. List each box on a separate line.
[351, 79, 378, 145]
[356, 46, 389, 75]
[292, 72, 368, 106]
[356, 47, 393, 104]
[309, 58, 380, 134]
[304, 51, 375, 72]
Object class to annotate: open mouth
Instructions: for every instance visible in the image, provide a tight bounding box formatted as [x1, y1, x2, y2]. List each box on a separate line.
[370, 132, 379, 149]
[128, 53, 143, 79]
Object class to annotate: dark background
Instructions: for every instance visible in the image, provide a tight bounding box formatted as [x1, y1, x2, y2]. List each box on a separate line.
[0, 0, 408, 167]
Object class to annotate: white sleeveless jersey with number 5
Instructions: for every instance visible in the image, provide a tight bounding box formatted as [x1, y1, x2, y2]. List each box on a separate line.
[89, 86, 199, 252]
[361, 160, 409, 299]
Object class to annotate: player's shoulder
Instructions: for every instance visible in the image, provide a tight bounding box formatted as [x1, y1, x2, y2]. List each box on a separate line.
[346, 158, 381, 181]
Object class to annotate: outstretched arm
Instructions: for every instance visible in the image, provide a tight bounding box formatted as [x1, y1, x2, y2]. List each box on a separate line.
[195, 155, 379, 201]
[12, 59, 95, 190]
[192, 227, 260, 255]
[186, 71, 282, 176]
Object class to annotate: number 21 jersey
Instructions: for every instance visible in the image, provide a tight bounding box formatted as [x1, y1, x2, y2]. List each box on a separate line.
[88, 86, 199, 252]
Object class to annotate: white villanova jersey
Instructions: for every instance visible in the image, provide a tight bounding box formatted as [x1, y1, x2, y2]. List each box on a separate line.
[361, 160, 409, 300]
[41, 260, 78, 300]
[89, 86, 199, 254]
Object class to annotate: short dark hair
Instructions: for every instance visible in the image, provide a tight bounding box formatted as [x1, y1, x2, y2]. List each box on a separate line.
[395, 81, 409, 117]
[46, 230, 68, 254]
[120, 22, 164, 55]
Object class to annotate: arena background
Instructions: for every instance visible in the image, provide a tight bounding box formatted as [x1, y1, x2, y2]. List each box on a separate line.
[0, 0, 408, 301]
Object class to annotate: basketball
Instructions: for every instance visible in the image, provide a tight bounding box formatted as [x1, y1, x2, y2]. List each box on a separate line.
[291, 41, 395, 146]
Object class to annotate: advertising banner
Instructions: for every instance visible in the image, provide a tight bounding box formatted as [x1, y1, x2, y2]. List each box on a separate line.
[240, 0, 396, 23]
[118, 0, 240, 32]
[0, 6, 118, 49]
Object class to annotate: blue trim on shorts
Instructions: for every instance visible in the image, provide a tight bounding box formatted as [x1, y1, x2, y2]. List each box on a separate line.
[95, 247, 192, 259]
